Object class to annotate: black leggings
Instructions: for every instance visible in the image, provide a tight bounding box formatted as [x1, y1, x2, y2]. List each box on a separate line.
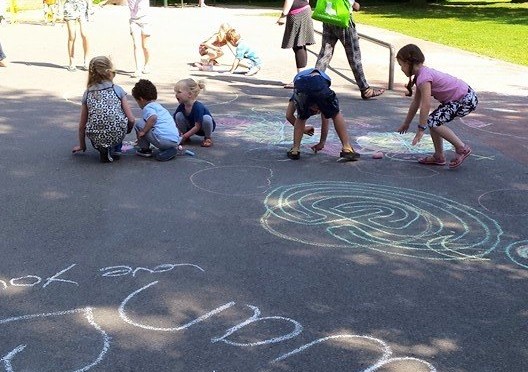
[293, 46, 308, 69]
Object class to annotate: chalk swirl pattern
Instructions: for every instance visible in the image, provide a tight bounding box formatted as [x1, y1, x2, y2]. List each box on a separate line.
[506, 240, 528, 269]
[261, 182, 502, 260]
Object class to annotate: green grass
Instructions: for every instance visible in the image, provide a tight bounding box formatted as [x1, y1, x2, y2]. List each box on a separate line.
[354, 0, 528, 66]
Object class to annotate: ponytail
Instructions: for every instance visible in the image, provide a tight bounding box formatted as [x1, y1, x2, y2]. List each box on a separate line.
[405, 75, 417, 97]
[396, 44, 425, 98]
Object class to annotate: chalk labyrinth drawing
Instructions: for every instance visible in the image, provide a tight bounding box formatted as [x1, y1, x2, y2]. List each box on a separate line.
[261, 181, 503, 260]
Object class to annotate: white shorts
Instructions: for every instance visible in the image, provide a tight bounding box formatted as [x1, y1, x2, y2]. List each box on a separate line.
[130, 17, 151, 37]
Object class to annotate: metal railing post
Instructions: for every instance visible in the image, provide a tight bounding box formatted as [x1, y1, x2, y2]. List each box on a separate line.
[357, 32, 395, 90]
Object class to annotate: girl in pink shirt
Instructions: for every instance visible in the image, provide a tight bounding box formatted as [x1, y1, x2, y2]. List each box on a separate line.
[396, 44, 478, 169]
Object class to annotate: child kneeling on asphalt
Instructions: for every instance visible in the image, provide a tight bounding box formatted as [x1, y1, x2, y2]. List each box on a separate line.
[131, 79, 181, 161]
[287, 68, 359, 161]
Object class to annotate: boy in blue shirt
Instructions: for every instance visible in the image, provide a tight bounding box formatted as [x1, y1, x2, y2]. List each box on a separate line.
[287, 68, 359, 161]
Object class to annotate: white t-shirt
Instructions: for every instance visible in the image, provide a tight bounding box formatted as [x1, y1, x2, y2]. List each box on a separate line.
[142, 102, 180, 142]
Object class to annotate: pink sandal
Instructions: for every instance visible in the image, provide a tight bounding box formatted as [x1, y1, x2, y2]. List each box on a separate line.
[449, 145, 471, 169]
[418, 155, 446, 166]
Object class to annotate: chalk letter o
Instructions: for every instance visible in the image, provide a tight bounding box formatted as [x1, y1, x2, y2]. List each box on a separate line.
[10, 275, 42, 287]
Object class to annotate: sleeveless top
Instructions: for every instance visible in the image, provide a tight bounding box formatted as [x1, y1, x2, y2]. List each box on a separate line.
[85, 85, 127, 148]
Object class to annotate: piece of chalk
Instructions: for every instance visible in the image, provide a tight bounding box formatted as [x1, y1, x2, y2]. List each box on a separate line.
[372, 151, 384, 159]
[185, 150, 195, 156]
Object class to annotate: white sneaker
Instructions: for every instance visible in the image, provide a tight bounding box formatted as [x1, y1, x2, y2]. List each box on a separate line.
[141, 65, 150, 74]
[246, 66, 260, 76]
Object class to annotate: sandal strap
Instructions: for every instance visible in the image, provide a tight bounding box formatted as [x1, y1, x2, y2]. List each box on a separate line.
[361, 87, 385, 100]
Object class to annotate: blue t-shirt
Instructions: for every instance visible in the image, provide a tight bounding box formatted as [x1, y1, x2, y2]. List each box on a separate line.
[174, 101, 216, 131]
[235, 41, 261, 66]
[143, 102, 180, 142]
[293, 68, 332, 87]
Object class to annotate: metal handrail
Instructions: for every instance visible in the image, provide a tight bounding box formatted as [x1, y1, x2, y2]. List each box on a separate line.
[358, 32, 395, 90]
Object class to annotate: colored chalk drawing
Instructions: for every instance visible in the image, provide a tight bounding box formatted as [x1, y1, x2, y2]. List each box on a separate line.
[460, 117, 528, 140]
[217, 111, 350, 157]
[506, 241, 528, 269]
[261, 181, 503, 260]
[218, 112, 330, 146]
[218, 112, 439, 158]
[356, 132, 453, 154]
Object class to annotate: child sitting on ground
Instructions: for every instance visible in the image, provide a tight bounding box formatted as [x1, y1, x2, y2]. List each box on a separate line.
[287, 68, 359, 161]
[395, 44, 477, 169]
[72, 56, 135, 163]
[225, 29, 262, 76]
[131, 79, 181, 161]
[173, 78, 216, 147]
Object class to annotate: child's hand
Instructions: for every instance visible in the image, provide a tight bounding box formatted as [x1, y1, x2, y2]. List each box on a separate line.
[397, 123, 409, 134]
[311, 142, 325, 153]
[138, 130, 145, 138]
[412, 130, 425, 145]
[304, 126, 315, 136]
[72, 145, 86, 153]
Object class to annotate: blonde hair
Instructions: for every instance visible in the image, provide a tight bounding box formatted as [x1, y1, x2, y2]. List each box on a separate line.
[87, 56, 115, 88]
[175, 78, 205, 100]
[225, 29, 241, 45]
[217, 23, 233, 43]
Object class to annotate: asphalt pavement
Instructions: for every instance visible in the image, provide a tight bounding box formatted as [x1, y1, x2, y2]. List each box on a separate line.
[0, 4, 527, 371]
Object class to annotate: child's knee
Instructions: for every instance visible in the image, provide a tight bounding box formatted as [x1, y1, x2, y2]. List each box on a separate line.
[134, 118, 146, 131]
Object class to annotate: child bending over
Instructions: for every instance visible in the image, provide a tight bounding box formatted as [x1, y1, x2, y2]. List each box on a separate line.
[173, 78, 216, 148]
[396, 44, 477, 169]
[197, 23, 233, 68]
[225, 29, 262, 76]
[132, 79, 181, 161]
[287, 68, 359, 161]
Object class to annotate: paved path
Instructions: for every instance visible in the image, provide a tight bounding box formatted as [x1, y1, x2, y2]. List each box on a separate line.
[0, 5, 527, 372]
